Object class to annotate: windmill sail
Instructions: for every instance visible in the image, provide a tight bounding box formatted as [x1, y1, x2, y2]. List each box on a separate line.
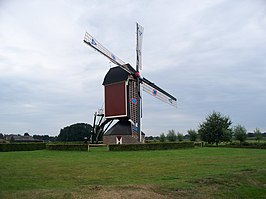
[136, 23, 144, 71]
[84, 32, 125, 67]
[142, 78, 177, 108]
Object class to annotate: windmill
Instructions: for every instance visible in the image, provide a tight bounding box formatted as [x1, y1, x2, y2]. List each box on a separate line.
[84, 23, 177, 144]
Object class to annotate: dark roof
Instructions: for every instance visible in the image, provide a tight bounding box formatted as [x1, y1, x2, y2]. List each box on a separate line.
[123, 64, 137, 74]
[104, 120, 145, 136]
[102, 64, 136, 85]
[13, 135, 34, 141]
[105, 120, 132, 135]
[5, 135, 42, 142]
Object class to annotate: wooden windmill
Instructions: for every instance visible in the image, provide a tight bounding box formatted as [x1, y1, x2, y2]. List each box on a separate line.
[84, 23, 177, 144]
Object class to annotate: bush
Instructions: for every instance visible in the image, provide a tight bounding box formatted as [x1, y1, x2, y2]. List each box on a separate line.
[230, 142, 266, 149]
[159, 133, 166, 142]
[188, 129, 197, 141]
[204, 141, 266, 149]
[0, 143, 46, 152]
[233, 125, 247, 143]
[46, 143, 88, 151]
[108, 142, 194, 151]
[177, 133, 183, 141]
[167, 130, 177, 142]
[254, 128, 262, 142]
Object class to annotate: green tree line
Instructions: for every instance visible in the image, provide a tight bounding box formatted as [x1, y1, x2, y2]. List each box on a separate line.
[157, 111, 265, 145]
[57, 123, 92, 142]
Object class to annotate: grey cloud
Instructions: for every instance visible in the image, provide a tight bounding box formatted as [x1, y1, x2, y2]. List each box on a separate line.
[0, 0, 266, 135]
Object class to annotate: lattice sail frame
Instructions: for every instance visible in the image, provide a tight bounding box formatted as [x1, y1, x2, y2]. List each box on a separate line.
[142, 82, 177, 108]
[84, 32, 125, 66]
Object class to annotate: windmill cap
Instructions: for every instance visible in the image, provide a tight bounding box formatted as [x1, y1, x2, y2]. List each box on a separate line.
[135, 72, 140, 77]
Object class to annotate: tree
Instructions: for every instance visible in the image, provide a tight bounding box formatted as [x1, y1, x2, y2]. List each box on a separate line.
[57, 123, 92, 142]
[187, 129, 197, 141]
[167, 129, 176, 142]
[177, 133, 183, 141]
[198, 111, 232, 145]
[24, 132, 30, 136]
[159, 133, 166, 142]
[233, 124, 247, 144]
[0, 133, 4, 139]
[221, 128, 232, 143]
[254, 128, 262, 142]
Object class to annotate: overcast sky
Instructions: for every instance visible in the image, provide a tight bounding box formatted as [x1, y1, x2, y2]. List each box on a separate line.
[1, 0, 266, 136]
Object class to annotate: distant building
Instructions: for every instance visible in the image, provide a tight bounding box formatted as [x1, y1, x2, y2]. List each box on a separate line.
[4, 134, 42, 142]
[0, 139, 6, 143]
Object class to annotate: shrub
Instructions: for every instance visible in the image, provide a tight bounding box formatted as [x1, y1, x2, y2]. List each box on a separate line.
[233, 125, 247, 143]
[221, 128, 233, 143]
[159, 133, 166, 142]
[108, 142, 194, 151]
[188, 129, 197, 141]
[177, 133, 183, 141]
[254, 128, 262, 142]
[46, 143, 88, 151]
[167, 130, 177, 142]
[0, 143, 46, 152]
[229, 142, 266, 149]
[204, 141, 266, 149]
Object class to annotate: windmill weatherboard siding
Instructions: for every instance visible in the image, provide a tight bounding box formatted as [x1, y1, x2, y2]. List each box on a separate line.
[104, 82, 127, 118]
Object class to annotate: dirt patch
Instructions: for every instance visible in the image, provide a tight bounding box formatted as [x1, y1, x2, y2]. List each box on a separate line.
[1, 185, 174, 199]
[85, 185, 171, 199]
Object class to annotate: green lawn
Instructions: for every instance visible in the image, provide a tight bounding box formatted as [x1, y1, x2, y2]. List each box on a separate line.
[0, 147, 266, 199]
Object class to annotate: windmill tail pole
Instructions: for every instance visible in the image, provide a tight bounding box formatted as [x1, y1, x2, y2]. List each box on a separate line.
[92, 112, 97, 144]
[136, 23, 144, 143]
[136, 23, 140, 143]
[135, 71, 141, 143]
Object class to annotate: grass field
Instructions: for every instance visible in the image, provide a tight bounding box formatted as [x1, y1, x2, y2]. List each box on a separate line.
[0, 147, 266, 199]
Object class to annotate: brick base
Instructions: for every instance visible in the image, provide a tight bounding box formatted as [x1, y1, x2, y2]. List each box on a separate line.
[103, 135, 145, 144]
